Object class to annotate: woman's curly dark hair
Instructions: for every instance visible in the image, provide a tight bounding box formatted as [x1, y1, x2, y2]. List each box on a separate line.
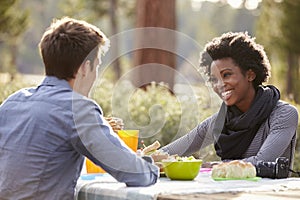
[199, 32, 271, 88]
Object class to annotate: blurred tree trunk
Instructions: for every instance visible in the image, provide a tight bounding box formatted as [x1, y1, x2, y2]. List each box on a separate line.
[109, 0, 121, 81]
[133, 0, 176, 91]
[286, 52, 299, 102]
[8, 43, 18, 80]
[281, 0, 300, 103]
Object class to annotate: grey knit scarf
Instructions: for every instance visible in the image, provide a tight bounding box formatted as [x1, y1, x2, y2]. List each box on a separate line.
[213, 85, 280, 160]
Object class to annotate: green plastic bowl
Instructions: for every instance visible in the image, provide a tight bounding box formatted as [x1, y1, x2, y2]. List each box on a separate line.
[161, 160, 202, 180]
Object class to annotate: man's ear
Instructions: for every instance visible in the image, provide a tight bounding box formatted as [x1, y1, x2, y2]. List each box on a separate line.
[78, 60, 91, 77]
[247, 69, 256, 82]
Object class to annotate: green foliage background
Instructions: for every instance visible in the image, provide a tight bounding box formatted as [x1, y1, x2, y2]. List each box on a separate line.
[90, 77, 218, 148]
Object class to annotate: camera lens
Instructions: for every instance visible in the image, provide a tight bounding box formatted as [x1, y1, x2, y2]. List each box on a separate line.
[256, 157, 289, 179]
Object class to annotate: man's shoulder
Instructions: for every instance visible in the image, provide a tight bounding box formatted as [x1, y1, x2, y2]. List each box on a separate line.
[71, 93, 103, 114]
[2, 87, 36, 102]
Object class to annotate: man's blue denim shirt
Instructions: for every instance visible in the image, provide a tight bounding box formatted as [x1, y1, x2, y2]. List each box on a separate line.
[0, 76, 158, 199]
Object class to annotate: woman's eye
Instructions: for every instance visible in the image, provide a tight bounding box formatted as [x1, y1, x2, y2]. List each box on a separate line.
[223, 72, 231, 78]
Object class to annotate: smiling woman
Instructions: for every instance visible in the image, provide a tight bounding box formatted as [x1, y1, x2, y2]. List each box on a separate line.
[161, 32, 298, 176]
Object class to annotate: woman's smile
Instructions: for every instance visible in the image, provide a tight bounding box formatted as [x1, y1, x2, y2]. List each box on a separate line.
[221, 90, 233, 101]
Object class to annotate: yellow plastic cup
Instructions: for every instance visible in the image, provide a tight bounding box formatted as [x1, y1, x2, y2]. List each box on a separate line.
[86, 158, 106, 173]
[118, 130, 139, 152]
[85, 129, 139, 174]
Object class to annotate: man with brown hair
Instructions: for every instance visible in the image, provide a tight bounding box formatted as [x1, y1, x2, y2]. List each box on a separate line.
[0, 17, 158, 199]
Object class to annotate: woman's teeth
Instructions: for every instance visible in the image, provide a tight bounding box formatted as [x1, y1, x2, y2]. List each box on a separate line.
[221, 90, 232, 100]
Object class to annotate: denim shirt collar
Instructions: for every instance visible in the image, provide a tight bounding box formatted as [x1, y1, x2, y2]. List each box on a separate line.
[40, 76, 72, 90]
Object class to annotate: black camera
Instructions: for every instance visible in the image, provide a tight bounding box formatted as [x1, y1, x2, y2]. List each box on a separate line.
[255, 157, 289, 179]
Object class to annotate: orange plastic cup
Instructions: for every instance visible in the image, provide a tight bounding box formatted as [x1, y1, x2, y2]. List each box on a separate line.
[85, 129, 139, 174]
[86, 158, 106, 173]
[118, 130, 139, 152]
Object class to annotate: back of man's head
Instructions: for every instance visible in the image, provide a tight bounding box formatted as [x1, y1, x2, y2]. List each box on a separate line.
[39, 17, 109, 80]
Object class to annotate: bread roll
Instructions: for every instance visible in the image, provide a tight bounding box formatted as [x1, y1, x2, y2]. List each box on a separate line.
[212, 160, 256, 179]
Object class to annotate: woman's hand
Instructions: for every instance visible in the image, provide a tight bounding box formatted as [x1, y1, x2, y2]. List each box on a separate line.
[150, 151, 169, 162]
[201, 161, 221, 168]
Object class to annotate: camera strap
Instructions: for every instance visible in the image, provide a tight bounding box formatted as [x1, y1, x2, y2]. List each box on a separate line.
[289, 169, 300, 177]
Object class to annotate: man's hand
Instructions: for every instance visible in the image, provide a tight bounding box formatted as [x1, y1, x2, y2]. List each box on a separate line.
[105, 117, 124, 133]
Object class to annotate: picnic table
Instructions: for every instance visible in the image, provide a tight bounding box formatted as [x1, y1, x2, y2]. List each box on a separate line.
[75, 169, 300, 200]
